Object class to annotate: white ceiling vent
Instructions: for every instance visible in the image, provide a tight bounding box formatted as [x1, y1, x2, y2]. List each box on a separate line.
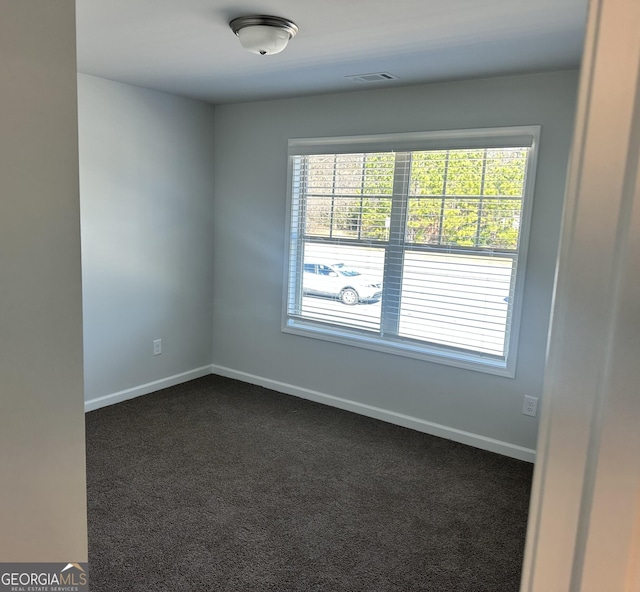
[346, 72, 399, 83]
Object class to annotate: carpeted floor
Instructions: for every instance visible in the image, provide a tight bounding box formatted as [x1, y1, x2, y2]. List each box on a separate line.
[85, 375, 532, 591]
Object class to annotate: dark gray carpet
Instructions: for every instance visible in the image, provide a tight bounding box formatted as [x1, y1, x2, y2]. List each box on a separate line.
[86, 375, 532, 592]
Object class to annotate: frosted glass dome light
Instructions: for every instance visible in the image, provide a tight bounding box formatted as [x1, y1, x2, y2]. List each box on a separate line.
[230, 16, 298, 56]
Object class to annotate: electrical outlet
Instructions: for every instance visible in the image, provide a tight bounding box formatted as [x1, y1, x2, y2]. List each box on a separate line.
[153, 339, 162, 356]
[522, 395, 538, 417]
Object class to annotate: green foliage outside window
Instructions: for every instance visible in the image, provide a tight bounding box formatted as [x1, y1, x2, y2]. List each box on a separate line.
[303, 148, 527, 250]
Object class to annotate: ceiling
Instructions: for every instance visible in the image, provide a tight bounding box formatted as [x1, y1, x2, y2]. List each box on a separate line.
[76, 0, 588, 105]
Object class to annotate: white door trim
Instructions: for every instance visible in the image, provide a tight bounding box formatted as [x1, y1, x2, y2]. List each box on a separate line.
[521, 0, 640, 590]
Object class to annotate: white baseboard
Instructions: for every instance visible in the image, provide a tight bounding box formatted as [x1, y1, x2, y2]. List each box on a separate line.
[211, 364, 536, 463]
[84, 365, 213, 412]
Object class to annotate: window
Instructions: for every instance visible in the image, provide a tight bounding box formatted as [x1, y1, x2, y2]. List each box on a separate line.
[283, 127, 539, 376]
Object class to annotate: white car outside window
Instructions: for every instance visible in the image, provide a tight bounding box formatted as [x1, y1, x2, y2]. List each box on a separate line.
[303, 262, 382, 305]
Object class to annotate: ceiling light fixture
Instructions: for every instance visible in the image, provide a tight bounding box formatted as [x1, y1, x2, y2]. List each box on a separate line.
[229, 15, 298, 56]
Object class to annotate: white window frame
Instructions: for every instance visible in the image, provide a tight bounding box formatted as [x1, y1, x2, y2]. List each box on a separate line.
[281, 126, 540, 377]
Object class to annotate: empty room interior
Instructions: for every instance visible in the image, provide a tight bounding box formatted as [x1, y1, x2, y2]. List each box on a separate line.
[4, 0, 640, 591]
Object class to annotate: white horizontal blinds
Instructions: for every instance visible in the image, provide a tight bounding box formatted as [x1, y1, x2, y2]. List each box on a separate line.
[406, 148, 526, 248]
[304, 153, 394, 240]
[286, 156, 306, 315]
[287, 139, 532, 362]
[397, 147, 529, 357]
[399, 252, 514, 355]
[288, 153, 392, 332]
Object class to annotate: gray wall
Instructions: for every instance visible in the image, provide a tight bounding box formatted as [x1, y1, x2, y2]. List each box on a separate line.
[0, 1, 87, 561]
[78, 75, 216, 402]
[212, 71, 578, 451]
